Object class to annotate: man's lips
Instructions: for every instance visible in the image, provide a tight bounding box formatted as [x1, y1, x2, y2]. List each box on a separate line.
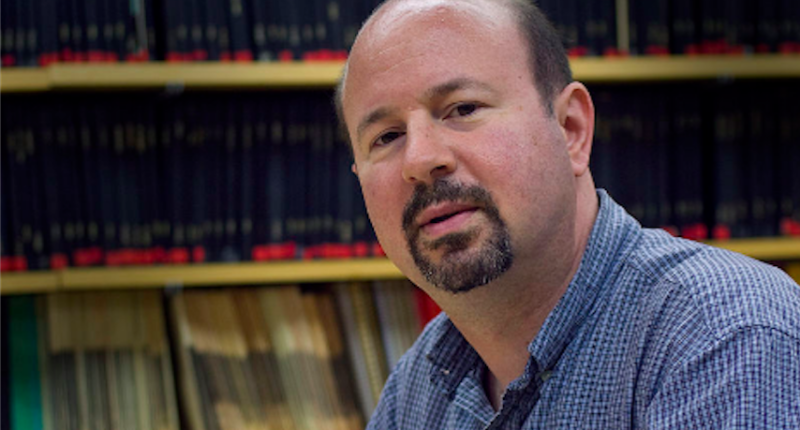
[416, 203, 480, 237]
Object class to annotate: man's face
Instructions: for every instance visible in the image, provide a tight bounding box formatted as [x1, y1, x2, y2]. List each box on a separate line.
[342, 1, 577, 293]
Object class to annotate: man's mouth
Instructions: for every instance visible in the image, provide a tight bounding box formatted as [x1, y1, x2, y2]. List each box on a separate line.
[417, 203, 479, 237]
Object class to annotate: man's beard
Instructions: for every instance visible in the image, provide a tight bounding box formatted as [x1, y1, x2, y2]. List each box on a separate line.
[402, 179, 513, 294]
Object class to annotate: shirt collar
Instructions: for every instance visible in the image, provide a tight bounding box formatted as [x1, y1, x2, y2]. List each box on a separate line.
[527, 189, 641, 370]
[424, 190, 641, 396]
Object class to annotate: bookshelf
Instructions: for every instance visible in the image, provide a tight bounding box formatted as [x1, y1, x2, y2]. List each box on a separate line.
[2, 238, 798, 295]
[1, 258, 404, 295]
[3, 55, 800, 93]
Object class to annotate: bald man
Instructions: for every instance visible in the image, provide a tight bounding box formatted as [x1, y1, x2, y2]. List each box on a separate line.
[336, 0, 800, 428]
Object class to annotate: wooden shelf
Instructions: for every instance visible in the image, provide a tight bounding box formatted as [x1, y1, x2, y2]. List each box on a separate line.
[570, 55, 800, 82]
[3, 55, 800, 92]
[704, 237, 800, 261]
[1, 271, 61, 295]
[1, 258, 404, 295]
[2, 237, 799, 295]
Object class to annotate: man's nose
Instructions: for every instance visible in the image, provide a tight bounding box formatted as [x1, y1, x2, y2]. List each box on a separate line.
[401, 119, 457, 186]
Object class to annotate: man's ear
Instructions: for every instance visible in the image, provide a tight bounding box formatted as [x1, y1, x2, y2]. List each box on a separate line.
[554, 82, 595, 177]
[351, 163, 359, 176]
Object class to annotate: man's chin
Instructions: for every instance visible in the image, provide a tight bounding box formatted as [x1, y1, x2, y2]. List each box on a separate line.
[410, 235, 513, 295]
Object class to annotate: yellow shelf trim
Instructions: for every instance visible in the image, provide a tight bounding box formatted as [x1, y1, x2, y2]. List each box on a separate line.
[3, 55, 800, 92]
[1, 258, 404, 295]
[2, 237, 799, 295]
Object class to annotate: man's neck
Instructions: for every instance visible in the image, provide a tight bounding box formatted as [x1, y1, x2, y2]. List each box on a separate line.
[432, 185, 599, 408]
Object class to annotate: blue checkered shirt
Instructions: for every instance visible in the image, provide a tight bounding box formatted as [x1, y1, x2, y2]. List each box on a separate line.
[367, 190, 800, 429]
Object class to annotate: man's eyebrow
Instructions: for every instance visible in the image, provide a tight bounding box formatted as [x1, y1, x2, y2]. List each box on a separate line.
[356, 106, 397, 143]
[423, 77, 496, 101]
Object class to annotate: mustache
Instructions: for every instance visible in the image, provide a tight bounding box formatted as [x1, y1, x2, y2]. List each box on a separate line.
[401, 180, 495, 233]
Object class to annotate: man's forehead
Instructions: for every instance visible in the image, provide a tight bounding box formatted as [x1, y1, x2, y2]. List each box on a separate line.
[360, 0, 510, 45]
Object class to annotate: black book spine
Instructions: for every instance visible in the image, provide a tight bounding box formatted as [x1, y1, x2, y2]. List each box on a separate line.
[239, 100, 255, 261]
[130, 103, 148, 262]
[287, 96, 307, 256]
[266, 0, 282, 59]
[76, 101, 101, 266]
[65, 100, 88, 265]
[341, 0, 358, 53]
[250, 102, 268, 258]
[221, 99, 241, 262]
[228, 0, 252, 61]
[111, 0, 127, 61]
[669, 0, 698, 54]
[303, 99, 319, 258]
[778, 0, 800, 53]
[25, 0, 39, 65]
[323, 0, 341, 56]
[13, 0, 27, 65]
[671, 91, 705, 240]
[268, 97, 288, 257]
[563, 0, 581, 55]
[144, 0, 156, 59]
[2, 101, 28, 270]
[209, 100, 226, 261]
[245, 0, 268, 60]
[755, 0, 779, 53]
[94, 101, 115, 263]
[285, 1, 301, 60]
[161, 0, 179, 61]
[200, 0, 219, 61]
[143, 99, 161, 263]
[184, 102, 206, 263]
[56, 0, 72, 60]
[321, 99, 338, 254]
[69, 0, 87, 61]
[699, 0, 725, 54]
[38, 0, 59, 65]
[777, 87, 800, 235]
[641, 0, 669, 55]
[710, 89, 747, 239]
[591, 0, 617, 56]
[1, 115, 11, 272]
[24, 104, 47, 270]
[186, 0, 206, 61]
[589, 90, 613, 196]
[83, 0, 101, 61]
[169, 99, 189, 262]
[1, 0, 15, 66]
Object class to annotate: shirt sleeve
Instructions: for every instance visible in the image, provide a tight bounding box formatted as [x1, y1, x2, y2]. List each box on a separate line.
[646, 326, 800, 429]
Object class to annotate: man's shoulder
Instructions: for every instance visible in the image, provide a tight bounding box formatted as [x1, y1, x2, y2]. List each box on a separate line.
[629, 229, 800, 341]
[394, 311, 452, 374]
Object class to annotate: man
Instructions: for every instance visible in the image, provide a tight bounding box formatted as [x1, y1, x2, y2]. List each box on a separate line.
[336, 0, 800, 428]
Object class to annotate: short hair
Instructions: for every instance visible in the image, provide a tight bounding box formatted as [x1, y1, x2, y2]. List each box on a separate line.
[334, 0, 573, 142]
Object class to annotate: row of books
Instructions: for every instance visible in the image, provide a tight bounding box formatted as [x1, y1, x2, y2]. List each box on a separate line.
[591, 82, 800, 240]
[1, 92, 378, 272]
[4, 83, 800, 272]
[0, 0, 377, 66]
[4, 0, 800, 67]
[1, 281, 434, 430]
[540, 0, 800, 56]
[2, 290, 180, 430]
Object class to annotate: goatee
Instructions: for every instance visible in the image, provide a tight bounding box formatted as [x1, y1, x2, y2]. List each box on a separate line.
[402, 179, 513, 294]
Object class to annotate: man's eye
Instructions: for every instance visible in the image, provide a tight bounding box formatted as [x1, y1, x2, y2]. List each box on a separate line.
[374, 130, 403, 147]
[448, 103, 479, 118]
